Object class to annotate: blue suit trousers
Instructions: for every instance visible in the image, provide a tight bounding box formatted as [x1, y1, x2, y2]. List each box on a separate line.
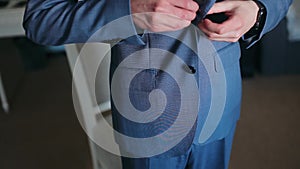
[121, 123, 236, 169]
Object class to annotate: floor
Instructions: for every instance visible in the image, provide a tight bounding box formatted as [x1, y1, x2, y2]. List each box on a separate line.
[230, 75, 300, 169]
[0, 39, 90, 169]
[0, 39, 299, 169]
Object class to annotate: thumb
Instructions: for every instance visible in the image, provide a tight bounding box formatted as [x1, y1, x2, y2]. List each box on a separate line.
[207, 1, 235, 14]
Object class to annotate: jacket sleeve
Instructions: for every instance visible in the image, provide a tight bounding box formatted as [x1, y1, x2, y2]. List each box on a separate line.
[244, 0, 293, 46]
[23, 0, 143, 46]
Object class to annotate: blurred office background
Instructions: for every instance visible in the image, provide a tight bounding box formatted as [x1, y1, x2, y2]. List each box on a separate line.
[0, 1, 299, 169]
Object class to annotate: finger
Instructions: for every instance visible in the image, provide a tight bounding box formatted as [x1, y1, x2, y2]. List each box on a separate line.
[199, 19, 222, 34]
[199, 20, 242, 41]
[201, 29, 242, 40]
[206, 34, 240, 42]
[148, 13, 191, 32]
[207, 1, 236, 14]
[169, 0, 199, 12]
[214, 15, 242, 34]
[208, 37, 239, 42]
[200, 16, 242, 35]
[152, 1, 197, 21]
[198, 25, 239, 42]
[167, 5, 197, 21]
[153, 13, 191, 31]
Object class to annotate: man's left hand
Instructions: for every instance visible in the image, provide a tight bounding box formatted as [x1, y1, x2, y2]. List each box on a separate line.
[198, 0, 259, 42]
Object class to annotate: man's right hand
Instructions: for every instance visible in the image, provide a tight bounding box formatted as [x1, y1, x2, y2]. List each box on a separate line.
[131, 0, 199, 32]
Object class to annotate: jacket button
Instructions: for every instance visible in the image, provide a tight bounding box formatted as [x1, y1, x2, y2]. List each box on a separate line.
[188, 65, 196, 74]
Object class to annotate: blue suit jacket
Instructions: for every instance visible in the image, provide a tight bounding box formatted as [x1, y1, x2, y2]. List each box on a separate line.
[23, 0, 292, 157]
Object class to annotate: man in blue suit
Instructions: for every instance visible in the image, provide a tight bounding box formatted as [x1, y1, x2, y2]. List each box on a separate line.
[23, 0, 292, 169]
